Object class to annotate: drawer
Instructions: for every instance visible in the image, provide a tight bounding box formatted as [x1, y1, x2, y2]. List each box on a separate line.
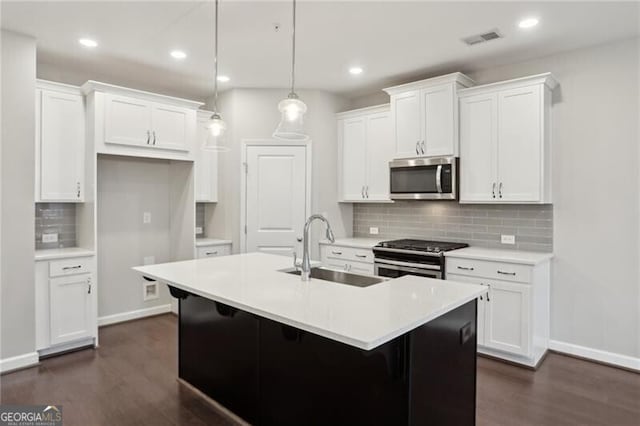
[446, 258, 531, 283]
[321, 245, 374, 264]
[323, 260, 375, 275]
[197, 245, 231, 259]
[49, 257, 91, 277]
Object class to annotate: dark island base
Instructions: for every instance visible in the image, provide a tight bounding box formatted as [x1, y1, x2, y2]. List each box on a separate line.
[173, 287, 477, 426]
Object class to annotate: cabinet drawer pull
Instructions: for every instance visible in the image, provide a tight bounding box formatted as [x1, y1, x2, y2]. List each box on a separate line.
[355, 254, 367, 258]
[497, 270, 516, 276]
[457, 266, 474, 271]
[331, 251, 343, 255]
[62, 265, 82, 271]
[205, 251, 218, 256]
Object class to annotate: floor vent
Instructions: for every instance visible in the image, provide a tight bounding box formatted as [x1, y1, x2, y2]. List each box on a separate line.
[462, 30, 503, 46]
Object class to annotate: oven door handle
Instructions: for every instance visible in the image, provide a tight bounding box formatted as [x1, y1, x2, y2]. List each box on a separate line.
[436, 164, 443, 193]
[375, 259, 441, 271]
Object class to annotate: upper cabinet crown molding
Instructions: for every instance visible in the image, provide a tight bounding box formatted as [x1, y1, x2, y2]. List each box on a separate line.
[336, 103, 391, 120]
[37, 79, 83, 95]
[81, 80, 204, 110]
[457, 73, 558, 97]
[382, 72, 475, 96]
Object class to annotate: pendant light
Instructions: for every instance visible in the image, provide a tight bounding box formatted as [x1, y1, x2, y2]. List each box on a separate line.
[204, 0, 228, 151]
[273, 0, 308, 141]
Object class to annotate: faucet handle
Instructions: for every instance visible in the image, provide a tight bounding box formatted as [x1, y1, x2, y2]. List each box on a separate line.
[293, 251, 301, 271]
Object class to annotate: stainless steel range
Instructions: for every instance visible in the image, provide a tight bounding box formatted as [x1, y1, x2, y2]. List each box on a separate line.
[373, 239, 468, 279]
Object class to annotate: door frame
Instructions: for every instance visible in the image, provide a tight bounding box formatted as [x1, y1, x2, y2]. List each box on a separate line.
[240, 139, 312, 253]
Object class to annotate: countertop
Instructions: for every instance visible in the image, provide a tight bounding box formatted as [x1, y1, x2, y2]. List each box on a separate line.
[35, 247, 95, 261]
[133, 252, 486, 351]
[195, 238, 233, 247]
[319, 238, 382, 249]
[444, 247, 553, 265]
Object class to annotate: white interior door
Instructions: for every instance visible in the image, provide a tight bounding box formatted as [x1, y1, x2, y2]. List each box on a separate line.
[245, 145, 307, 256]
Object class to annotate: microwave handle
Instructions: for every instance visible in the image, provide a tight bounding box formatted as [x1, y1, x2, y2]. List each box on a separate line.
[435, 164, 443, 193]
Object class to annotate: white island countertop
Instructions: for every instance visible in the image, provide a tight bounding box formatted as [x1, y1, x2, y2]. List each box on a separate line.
[133, 252, 486, 350]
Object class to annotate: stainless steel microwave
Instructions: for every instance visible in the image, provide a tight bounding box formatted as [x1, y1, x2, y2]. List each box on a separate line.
[389, 156, 458, 200]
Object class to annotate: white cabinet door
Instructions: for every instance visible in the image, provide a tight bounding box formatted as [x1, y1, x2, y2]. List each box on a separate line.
[104, 94, 152, 146]
[484, 279, 531, 357]
[151, 103, 189, 151]
[497, 85, 542, 202]
[422, 84, 455, 157]
[391, 90, 421, 158]
[39, 90, 85, 201]
[340, 117, 367, 201]
[195, 114, 218, 202]
[365, 111, 393, 201]
[459, 93, 498, 203]
[49, 274, 93, 345]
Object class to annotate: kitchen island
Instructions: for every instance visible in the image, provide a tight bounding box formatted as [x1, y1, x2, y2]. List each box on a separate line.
[134, 252, 486, 426]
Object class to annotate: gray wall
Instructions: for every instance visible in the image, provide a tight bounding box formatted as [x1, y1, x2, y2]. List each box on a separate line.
[35, 203, 77, 250]
[204, 89, 352, 258]
[97, 155, 172, 318]
[350, 37, 640, 360]
[1, 30, 36, 360]
[354, 203, 552, 252]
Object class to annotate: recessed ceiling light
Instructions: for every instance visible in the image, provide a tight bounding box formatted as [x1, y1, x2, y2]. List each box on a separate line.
[78, 38, 98, 48]
[349, 67, 363, 75]
[170, 50, 187, 60]
[217, 75, 230, 83]
[518, 18, 539, 29]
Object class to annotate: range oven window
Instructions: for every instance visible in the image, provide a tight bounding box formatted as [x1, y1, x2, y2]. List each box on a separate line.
[376, 265, 441, 280]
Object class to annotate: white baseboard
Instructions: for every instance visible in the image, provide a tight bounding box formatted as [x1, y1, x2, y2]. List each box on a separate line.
[0, 351, 39, 374]
[549, 340, 640, 371]
[98, 304, 172, 327]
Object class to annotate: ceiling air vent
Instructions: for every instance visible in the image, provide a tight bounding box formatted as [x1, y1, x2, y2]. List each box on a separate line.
[462, 30, 503, 46]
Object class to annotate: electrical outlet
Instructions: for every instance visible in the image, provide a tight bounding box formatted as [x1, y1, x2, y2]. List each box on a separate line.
[369, 227, 379, 235]
[42, 233, 58, 243]
[143, 212, 151, 224]
[501, 234, 516, 245]
[195, 226, 203, 235]
[143, 281, 159, 301]
[143, 256, 155, 265]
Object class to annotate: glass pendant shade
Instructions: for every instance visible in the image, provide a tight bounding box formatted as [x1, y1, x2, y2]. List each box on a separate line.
[203, 113, 230, 151]
[273, 95, 308, 141]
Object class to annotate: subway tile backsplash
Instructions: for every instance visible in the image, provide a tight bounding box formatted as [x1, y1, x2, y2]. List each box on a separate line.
[354, 202, 553, 252]
[35, 203, 77, 250]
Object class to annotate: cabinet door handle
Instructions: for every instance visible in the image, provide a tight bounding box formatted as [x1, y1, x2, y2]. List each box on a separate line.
[486, 284, 491, 302]
[421, 141, 426, 154]
[361, 186, 365, 199]
[88, 283, 92, 294]
[205, 251, 218, 256]
[497, 270, 516, 276]
[152, 131, 157, 145]
[77, 182, 81, 198]
[492, 182, 496, 199]
[416, 141, 420, 155]
[332, 251, 343, 255]
[499, 182, 503, 199]
[457, 266, 474, 271]
[365, 185, 369, 198]
[146, 130, 151, 144]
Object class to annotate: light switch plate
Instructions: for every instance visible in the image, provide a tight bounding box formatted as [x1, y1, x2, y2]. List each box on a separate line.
[195, 226, 203, 234]
[42, 233, 58, 243]
[369, 227, 379, 235]
[143, 212, 151, 224]
[501, 234, 516, 245]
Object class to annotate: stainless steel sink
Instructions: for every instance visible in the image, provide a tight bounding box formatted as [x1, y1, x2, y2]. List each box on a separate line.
[281, 267, 387, 288]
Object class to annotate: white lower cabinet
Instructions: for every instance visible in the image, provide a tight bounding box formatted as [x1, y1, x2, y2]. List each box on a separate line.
[319, 242, 375, 275]
[36, 255, 97, 356]
[446, 254, 550, 368]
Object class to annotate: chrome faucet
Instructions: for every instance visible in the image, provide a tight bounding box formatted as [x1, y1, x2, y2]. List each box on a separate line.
[299, 214, 335, 281]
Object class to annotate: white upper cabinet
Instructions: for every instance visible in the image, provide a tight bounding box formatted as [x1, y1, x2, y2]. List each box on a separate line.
[384, 73, 474, 159]
[459, 73, 557, 204]
[338, 105, 394, 202]
[83, 81, 203, 162]
[195, 111, 219, 202]
[36, 81, 85, 202]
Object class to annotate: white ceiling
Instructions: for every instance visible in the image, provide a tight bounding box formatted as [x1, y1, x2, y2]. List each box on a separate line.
[2, 1, 638, 101]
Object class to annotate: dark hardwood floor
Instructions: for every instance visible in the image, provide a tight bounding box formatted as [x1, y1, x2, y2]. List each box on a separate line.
[1, 314, 638, 425]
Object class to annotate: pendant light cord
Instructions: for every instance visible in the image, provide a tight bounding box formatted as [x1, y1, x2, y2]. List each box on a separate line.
[289, 0, 296, 96]
[213, 0, 220, 113]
